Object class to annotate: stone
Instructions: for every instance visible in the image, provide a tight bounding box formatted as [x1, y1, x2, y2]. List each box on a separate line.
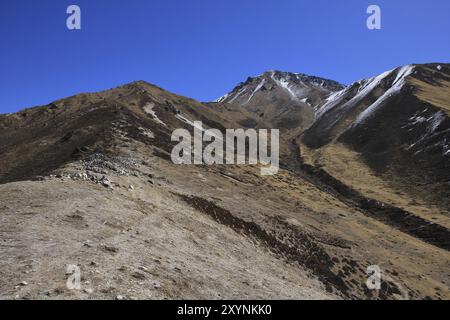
[103, 245, 119, 253]
[83, 241, 93, 248]
[131, 272, 146, 280]
[118, 266, 127, 272]
[101, 177, 112, 188]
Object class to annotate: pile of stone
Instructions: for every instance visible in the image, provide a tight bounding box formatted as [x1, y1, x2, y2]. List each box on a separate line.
[80, 153, 140, 176]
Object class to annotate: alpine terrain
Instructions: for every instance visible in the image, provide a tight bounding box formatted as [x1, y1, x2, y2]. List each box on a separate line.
[0, 63, 449, 300]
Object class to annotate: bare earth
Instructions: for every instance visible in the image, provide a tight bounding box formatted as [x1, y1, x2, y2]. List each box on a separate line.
[1, 69, 449, 300]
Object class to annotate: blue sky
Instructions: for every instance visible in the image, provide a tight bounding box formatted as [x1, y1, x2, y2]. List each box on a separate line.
[1, 0, 449, 113]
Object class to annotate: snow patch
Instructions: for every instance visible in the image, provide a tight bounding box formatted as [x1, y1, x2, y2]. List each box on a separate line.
[314, 88, 349, 119]
[428, 110, 446, 133]
[405, 110, 447, 154]
[409, 115, 427, 125]
[352, 69, 393, 105]
[215, 93, 230, 103]
[175, 113, 195, 126]
[352, 65, 414, 126]
[143, 103, 167, 127]
[228, 86, 248, 104]
[244, 79, 266, 105]
[138, 127, 154, 139]
[313, 67, 398, 120]
[271, 72, 298, 99]
[300, 97, 310, 105]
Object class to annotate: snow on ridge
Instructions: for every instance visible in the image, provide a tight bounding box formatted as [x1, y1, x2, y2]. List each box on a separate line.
[352, 69, 393, 103]
[314, 87, 349, 119]
[270, 72, 298, 99]
[393, 65, 414, 87]
[227, 86, 248, 104]
[216, 70, 344, 105]
[215, 82, 249, 104]
[352, 65, 415, 126]
[313, 68, 395, 120]
[313, 65, 416, 123]
[175, 113, 223, 140]
[310, 79, 326, 88]
[215, 93, 230, 103]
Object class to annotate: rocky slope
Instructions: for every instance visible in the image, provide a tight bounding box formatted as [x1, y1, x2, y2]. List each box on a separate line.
[216, 71, 344, 134]
[0, 65, 449, 300]
[301, 63, 450, 219]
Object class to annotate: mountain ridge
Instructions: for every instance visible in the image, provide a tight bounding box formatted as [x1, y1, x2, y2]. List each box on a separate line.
[1, 62, 449, 300]
[215, 70, 345, 104]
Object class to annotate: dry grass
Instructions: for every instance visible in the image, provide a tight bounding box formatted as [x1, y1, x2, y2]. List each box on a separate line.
[300, 142, 450, 228]
[410, 78, 450, 115]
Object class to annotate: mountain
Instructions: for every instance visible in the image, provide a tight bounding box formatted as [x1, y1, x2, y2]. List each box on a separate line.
[0, 81, 264, 184]
[301, 63, 450, 214]
[216, 71, 344, 132]
[0, 64, 449, 300]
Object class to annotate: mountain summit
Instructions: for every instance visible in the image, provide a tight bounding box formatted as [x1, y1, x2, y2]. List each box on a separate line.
[216, 70, 344, 104]
[215, 71, 344, 131]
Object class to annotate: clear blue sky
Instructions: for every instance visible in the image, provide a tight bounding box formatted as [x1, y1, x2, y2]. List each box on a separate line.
[1, 0, 449, 113]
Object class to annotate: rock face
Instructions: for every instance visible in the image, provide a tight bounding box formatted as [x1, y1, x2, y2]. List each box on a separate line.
[0, 64, 449, 300]
[216, 71, 344, 132]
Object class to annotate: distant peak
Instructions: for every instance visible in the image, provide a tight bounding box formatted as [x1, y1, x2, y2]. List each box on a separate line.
[130, 80, 151, 86]
[215, 70, 344, 105]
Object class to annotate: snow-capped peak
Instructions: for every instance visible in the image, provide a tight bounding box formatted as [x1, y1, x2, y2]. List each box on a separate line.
[314, 65, 415, 122]
[215, 70, 344, 106]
